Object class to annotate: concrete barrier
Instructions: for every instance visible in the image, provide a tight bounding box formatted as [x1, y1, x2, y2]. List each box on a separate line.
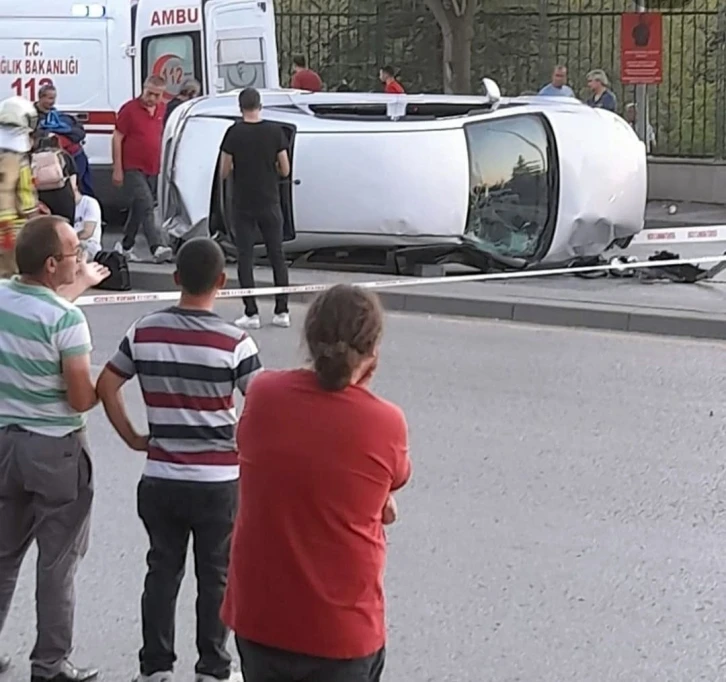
[648, 157, 726, 204]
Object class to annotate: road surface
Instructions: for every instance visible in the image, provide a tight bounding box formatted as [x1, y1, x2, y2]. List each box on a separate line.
[3, 301, 726, 682]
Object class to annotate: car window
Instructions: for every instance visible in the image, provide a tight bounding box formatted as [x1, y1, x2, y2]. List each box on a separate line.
[464, 114, 552, 259]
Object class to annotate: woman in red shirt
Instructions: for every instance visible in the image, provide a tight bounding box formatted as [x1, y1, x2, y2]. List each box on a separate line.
[221, 284, 411, 682]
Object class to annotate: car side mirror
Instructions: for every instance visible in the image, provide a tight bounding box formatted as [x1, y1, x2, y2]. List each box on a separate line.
[481, 78, 502, 107]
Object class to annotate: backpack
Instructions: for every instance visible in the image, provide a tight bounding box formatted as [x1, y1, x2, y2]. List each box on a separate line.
[31, 148, 66, 191]
[93, 250, 131, 291]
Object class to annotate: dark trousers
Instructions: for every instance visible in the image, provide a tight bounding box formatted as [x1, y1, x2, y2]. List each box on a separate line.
[0, 426, 93, 678]
[233, 204, 289, 316]
[73, 150, 95, 198]
[122, 170, 162, 252]
[137, 476, 238, 679]
[236, 637, 385, 682]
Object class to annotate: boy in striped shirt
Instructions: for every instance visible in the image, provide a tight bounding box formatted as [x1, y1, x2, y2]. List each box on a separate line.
[96, 238, 263, 682]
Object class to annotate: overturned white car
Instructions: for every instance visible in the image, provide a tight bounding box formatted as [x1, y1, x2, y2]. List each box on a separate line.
[159, 83, 647, 273]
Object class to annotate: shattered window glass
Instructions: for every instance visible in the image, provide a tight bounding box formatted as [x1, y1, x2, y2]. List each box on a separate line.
[464, 114, 552, 259]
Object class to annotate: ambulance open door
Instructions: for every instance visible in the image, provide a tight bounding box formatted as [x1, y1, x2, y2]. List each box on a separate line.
[203, 0, 280, 94]
[133, 0, 205, 102]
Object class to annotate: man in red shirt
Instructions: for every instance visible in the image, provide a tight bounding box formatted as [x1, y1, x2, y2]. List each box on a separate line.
[111, 75, 172, 263]
[379, 65, 405, 94]
[222, 284, 411, 682]
[289, 56, 323, 92]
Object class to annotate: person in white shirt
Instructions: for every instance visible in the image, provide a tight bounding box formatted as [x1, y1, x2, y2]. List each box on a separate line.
[73, 188, 103, 260]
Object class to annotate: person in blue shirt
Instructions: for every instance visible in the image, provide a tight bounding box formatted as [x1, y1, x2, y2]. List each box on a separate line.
[538, 65, 575, 97]
[585, 69, 617, 112]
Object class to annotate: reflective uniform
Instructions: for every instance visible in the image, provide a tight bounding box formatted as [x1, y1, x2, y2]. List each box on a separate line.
[0, 127, 38, 278]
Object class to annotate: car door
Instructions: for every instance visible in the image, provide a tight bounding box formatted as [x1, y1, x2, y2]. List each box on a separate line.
[217, 120, 296, 247]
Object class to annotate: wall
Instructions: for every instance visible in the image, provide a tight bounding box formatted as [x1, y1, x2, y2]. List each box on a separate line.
[648, 158, 726, 204]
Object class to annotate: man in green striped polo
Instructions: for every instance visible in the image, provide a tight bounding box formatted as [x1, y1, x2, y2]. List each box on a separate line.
[0, 215, 109, 682]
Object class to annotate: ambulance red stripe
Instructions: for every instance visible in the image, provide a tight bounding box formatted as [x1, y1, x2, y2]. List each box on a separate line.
[84, 110, 117, 126]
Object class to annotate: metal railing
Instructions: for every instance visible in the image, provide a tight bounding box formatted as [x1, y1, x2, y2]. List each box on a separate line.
[275, 0, 726, 158]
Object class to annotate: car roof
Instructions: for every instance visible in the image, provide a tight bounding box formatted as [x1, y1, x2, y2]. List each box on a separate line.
[186, 88, 588, 126]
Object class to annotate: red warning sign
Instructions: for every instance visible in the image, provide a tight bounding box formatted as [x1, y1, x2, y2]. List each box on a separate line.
[621, 12, 663, 84]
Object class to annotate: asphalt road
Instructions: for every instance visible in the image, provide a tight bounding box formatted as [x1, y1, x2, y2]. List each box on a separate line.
[3, 301, 726, 682]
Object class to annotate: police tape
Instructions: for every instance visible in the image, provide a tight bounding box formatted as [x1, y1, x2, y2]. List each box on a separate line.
[73, 253, 726, 308]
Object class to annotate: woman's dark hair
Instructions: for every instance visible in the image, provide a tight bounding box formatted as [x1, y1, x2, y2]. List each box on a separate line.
[304, 284, 384, 391]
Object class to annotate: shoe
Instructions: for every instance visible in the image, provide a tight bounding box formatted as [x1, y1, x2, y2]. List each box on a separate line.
[272, 312, 290, 328]
[195, 673, 242, 682]
[0, 654, 9, 674]
[114, 241, 141, 262]
[31, 662, 99, 682]
[152, 246, 173, 263]
[234, 314, 260, 330]
[132, 672, 174, 682]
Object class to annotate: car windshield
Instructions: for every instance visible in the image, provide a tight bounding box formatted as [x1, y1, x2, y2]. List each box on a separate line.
[464, 114, 553, 260]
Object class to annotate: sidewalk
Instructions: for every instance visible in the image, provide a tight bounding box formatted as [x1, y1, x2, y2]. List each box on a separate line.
[126, 260, 726, 341]
[645, 201, 726, 228]
[110, 199, 726, 341]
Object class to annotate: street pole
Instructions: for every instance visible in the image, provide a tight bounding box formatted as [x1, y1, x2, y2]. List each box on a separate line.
[634, 0, 647, 145]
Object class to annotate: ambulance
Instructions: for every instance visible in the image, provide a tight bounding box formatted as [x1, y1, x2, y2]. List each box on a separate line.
[0, 0, 280, 210]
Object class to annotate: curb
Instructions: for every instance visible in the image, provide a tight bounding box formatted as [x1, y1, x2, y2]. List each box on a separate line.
[127, 267, 726, 341]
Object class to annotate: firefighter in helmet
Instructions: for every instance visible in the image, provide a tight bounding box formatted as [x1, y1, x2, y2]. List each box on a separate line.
[0, 95, 40, 278]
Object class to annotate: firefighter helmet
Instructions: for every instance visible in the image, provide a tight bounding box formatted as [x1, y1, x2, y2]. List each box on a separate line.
[0, 96, 38, 132]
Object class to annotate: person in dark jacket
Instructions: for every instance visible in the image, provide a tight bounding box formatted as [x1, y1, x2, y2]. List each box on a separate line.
[164, 78, 201, 125]
[585, 69, 617, 112]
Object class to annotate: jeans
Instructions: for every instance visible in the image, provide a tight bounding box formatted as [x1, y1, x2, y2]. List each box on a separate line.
[232, 204, 289, 316]
[236, 638, 385, 682]
[122, 170, 163, 252]
[0, 426, 93, 678]
[137, 476, 238, 679]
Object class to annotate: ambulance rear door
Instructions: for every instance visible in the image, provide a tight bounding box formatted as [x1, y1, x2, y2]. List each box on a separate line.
[203, 0, 280, 94]
[134, 0, 205, 102]
[0, 0, 131, 167]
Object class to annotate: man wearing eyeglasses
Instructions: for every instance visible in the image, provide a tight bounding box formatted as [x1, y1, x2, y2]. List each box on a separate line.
[0, 215, 109, 682]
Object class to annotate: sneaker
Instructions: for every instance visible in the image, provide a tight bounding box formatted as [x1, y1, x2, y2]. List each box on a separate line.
[195, 673, 243, 682]
[235, 314, 261, 330]
[114, 241, 141, 262]
[132, 672, 173, 682]
[152, 246, 173, 263]
[272, 312, 291, 328]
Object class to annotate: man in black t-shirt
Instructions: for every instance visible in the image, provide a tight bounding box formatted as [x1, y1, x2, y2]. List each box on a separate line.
[219, 88, 291, 330]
